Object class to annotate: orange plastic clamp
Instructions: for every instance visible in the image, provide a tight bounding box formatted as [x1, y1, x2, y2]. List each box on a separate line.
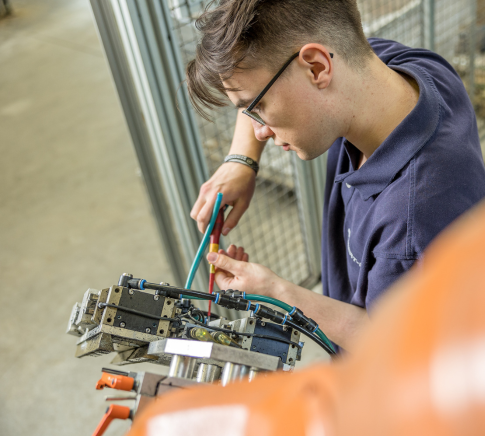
[92, 404, 131, 436]
[96, 372, 134, 391]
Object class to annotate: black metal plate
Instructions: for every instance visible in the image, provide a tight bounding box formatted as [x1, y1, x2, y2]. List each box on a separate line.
[112, 289, 166, 335]
[251, 319, 291, 362]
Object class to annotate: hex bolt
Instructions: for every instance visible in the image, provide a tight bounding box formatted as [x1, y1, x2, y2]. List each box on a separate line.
[145, 328, 151, 333]
[154, 295, 160, 301]
[128, 289, 134, 295]
[120, 322, 126, 328]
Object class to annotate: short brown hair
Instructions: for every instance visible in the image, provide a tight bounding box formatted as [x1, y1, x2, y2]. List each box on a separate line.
[186, 0, 372, 119]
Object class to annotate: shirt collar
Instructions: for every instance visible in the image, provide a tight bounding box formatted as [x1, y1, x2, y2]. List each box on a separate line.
[334, 64, 441, 200]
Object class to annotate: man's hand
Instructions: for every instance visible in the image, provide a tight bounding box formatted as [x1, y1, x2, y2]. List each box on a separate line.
[190, 163, 256, 235]
[207, 245, 369, 351]
[207, 245, 285, 296]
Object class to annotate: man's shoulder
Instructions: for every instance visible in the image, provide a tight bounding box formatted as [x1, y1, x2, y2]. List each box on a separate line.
[367, 38, 459, 82]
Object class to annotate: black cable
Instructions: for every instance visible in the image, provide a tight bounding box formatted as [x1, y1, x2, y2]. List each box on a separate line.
[98, 303, 182, 323]
[184, 314, 303, 349]
[285, 319, 336, 356]
[125, 279, 334, 355]
[142, 283, 216, 301]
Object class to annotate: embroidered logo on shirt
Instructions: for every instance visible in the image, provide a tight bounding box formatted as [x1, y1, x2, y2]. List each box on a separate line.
[347, 229, 361, 267]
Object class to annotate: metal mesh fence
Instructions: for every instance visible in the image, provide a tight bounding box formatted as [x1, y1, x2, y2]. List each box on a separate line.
[164, 0, 484, 287]
[360, 0, 485, 153]
[167, 0, 312, 286]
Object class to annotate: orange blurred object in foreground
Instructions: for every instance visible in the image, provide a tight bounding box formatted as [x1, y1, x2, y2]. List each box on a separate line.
[128, 201, 485, 436]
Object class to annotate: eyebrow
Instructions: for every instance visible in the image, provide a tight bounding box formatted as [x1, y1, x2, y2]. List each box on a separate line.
[235, 98, 255, 109]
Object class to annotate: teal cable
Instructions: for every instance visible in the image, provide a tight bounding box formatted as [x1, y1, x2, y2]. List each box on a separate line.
[245, 294, 292, 312]
[184, 193, 223, 291]
[315, 329, 336, 353]
[246, 294, 335, 353]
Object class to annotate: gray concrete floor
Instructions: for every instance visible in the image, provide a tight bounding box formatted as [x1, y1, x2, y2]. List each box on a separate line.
[0, 1, 175, 435]
[0, 2, 330, 435]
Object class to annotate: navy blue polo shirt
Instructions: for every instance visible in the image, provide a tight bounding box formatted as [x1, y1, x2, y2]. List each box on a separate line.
[321, 38, 485, 315]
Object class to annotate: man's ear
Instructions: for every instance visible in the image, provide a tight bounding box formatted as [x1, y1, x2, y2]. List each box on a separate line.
[299, 43, 333, 89]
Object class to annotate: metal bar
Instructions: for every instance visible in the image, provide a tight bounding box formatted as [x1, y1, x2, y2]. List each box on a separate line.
[469, 0, 477, 103]
[113, 0, 207, 287]
[422, 0, 435, 51]
[292, 155, 325, 287]
[90, 0, 187, 286]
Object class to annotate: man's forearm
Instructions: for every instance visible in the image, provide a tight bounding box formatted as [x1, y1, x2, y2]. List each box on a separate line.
[229, 109, 266, 161]
[274, 282, 370, 352]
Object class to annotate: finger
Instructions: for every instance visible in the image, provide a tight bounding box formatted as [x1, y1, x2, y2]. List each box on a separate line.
[196, 197, 216, 233]
[207, 252, 243, 275]
[214, 269, 234, 290]
[222, 201, 248, 236]
[227, 244, 237, 258]
[242, 253, 249, 262]
[190, 193, 206, 221]
[218, 248, 228, 256]
[235, 246, 245, 261]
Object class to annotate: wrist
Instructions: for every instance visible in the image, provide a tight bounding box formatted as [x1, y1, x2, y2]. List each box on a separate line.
[266, 277, 290, 300]
[224, 154, 259, 174]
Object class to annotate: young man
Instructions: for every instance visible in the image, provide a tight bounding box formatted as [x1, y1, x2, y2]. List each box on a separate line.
[188, 0, 485, 351]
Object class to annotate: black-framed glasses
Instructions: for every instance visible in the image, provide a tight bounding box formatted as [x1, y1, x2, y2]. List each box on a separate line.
[243, 51, 333, 126]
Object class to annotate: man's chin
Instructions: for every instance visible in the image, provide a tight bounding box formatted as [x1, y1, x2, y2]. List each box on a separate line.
[295, 149, 321, 161]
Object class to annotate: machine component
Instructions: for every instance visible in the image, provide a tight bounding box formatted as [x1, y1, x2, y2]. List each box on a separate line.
[211, 331, 241, 348]
[189, 327, 216, 343]
[92, 404, 131, 436]
[67, 273, 343, 436]
[92, 367, 199, 436]
[66, 284, 181, 362]
[96, 371, 134, 391]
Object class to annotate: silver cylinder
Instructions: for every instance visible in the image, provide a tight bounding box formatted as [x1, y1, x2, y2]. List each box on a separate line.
[248, 368, 259, 382]
[168, 354, 196, 379]
[221, 362, 250, 386]
[196, 363, 222, 383]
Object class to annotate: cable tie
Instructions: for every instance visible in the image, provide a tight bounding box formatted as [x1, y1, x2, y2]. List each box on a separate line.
[242, 292, 246, 299]
[254, 304, 260, 314]
[246, 301, 251, 311]
[289, 306, 297, 316]
[214, 293, 221, 304]
[312, 324, 320, 334]
[139, 279, 146, 290]
[282, 314, 288, 325]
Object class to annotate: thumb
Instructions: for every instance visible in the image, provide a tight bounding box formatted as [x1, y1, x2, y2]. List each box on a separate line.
[207, 252, 242, 274]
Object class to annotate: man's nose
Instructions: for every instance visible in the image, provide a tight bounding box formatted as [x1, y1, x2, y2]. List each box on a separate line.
[252, 121, 275, 142]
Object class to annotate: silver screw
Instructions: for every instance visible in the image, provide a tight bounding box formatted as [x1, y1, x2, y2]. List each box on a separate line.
[261, 321, 266, 326]
[129, 289, 134, 295]
[145, 328, 151, 333]
[282, 325, 288, 331]
[154, 295, 160, 301]
[120, 322, 126, 328]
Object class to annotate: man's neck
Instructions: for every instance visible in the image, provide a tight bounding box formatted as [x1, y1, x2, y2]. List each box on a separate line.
[343, 54, 420, 162]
